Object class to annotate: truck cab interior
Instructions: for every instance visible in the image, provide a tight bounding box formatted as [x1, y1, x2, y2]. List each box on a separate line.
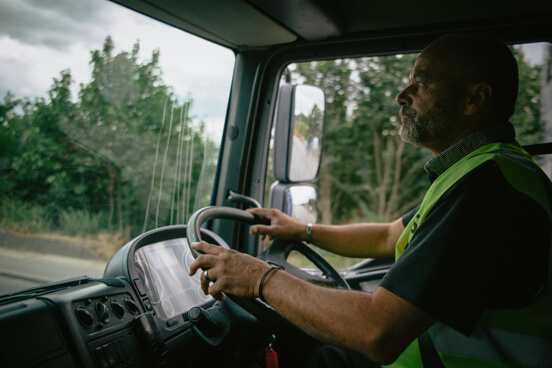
[0, 0, 551, 367]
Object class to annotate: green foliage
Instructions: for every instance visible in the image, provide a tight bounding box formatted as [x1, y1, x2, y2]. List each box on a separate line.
[58, 208, 103, 236]
[0, 196, 52, 233]
[0, 92, 21, 158]
[0, 36, 218, 243]
[1, 34, 544, 253]
[511, 46, 543, 145]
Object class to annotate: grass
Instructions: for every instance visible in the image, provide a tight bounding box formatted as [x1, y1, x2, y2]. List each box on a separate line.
[58, 208, 103, 236]
[0, 196, 51, 233]
[1, 196, 367, 266]
[0, 197, 130, 260]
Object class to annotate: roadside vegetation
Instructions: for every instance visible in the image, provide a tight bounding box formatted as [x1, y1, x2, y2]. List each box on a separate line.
[0, 37, 217, 259]
[0, 37, 543, 263]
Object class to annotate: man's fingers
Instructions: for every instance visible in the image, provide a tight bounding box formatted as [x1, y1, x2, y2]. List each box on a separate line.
[209, 289, 226, 301]
[247, 207, 279, 220]
[250, 226, 275, 241]
[250, 225, 271, 236]
[246, 207, 270, 216]
[191, 241, 222, 255]
[188, 252, 220, 276]
[198, 269, 226, 301]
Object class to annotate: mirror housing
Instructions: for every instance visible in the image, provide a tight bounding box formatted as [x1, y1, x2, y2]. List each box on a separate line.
[273, 84, 325, 183]
[269, 182, 319, 224]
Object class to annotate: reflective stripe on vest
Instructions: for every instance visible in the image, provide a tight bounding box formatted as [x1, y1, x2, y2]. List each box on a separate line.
[387, 142, 552, 368]
[430, 323, 552, 367]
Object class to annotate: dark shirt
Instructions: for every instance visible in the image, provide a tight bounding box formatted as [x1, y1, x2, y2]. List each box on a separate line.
[381, 123, 551, 335]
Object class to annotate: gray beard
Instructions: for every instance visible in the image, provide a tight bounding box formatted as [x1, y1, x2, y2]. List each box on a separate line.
[399, 101, 458, 146]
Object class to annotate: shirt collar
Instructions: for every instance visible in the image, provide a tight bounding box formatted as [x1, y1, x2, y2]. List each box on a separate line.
[424, 122, 517, 181]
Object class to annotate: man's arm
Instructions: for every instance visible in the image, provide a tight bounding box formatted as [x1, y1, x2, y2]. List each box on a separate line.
[188, 242, 435, 365]
[247, 208, 403, 259]
[263, 272, 435, 364]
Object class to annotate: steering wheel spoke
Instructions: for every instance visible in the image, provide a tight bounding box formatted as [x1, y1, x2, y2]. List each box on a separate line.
[187, 206, 350, 288]
[259, 238, 350, 289]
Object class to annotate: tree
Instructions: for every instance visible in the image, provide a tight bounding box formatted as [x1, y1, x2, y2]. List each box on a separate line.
[511, 46, 543, 145]
[349, 55, 430, 221]
[294, 60, 356, 224]
[1, 36, 218, 240]
[71, 37, 218, 233]
[0, 92, 22, 193]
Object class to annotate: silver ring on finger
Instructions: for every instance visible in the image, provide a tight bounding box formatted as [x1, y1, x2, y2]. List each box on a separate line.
[204, 269, 213, 282]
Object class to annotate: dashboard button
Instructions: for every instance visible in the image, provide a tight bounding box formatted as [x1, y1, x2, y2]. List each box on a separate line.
[166, 318, 179, 327]
[76, 306, 94, 328]
[124, 297, 139, 314]
[95, 302, 110, 323]
[111, 299, 125, 318]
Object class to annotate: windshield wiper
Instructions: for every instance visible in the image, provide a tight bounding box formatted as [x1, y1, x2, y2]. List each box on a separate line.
[0, 276, 94, 306]
[0, 276, 127, 306]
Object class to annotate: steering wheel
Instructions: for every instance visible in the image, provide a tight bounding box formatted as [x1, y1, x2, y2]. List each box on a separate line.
[187, 206, 350, 289]
[186, 206, 351, 340]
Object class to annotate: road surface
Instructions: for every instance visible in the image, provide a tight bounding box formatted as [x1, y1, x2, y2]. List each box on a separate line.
[0, 247, 106, 295]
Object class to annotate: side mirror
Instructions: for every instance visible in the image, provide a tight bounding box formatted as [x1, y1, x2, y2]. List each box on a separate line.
[269, 183, 319, 224]
[273, 84, 325, 183]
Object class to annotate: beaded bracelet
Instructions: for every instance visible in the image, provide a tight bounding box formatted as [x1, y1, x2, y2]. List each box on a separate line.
[258, 263, 285, 303]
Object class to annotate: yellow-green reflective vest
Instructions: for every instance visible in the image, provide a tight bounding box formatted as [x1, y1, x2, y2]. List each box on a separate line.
[387, 142, 552, 368]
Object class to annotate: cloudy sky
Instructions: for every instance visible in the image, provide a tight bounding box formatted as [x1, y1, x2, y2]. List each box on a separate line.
[0, 0, 235, 135]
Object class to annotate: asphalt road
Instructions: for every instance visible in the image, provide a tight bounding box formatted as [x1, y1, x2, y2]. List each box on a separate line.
[0, 247, 106, 295]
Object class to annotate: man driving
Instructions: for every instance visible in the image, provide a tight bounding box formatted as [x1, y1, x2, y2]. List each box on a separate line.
[189, 33, 552, 367]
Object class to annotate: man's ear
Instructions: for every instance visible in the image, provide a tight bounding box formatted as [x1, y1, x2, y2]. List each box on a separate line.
[464, 82, 492, 116]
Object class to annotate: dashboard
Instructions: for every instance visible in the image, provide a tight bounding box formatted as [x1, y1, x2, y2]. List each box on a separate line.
[0, 225, 238, 368]
[0, 223, 391, 368]
[0, 222, 395, 368]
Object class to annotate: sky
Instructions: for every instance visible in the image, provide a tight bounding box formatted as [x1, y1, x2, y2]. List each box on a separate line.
[0, 0, 235, 136]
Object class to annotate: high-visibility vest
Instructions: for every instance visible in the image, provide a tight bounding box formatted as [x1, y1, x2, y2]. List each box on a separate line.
[387, 142, 552, 368]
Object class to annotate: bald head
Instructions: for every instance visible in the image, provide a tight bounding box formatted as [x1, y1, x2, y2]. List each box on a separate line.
[422, 34, 519, 122]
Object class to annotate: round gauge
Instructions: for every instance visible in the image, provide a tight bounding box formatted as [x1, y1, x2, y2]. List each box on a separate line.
[161, 299, 175, 318]
[196, 285, 212, 302]
[134, 260, 164, 303]
[182, 246, 194, 271]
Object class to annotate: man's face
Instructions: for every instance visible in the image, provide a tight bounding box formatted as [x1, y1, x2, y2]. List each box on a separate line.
[398, 96, 461, 146]
[396, 49, 466, 149]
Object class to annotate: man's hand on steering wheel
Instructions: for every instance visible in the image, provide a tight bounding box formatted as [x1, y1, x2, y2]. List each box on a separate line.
[188, 241, 274, 301]
[247, 208, 308, 242]
[187, 205, 349, 308]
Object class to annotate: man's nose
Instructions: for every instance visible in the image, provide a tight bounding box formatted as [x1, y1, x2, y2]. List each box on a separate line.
[396, 86, 412, 106]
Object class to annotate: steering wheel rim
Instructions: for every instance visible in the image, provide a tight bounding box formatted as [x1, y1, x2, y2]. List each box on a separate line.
[186, 206, 350, 289]
[186, 206, 270, 257]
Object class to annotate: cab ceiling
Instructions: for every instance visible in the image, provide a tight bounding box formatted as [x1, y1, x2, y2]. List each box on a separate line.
[112, 0, 552, 50]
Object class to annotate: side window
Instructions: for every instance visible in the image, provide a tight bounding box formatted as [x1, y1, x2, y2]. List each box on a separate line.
[541, 43, 552, 176]
[0, 0, 235, 292]
[267, 42, 549, 269]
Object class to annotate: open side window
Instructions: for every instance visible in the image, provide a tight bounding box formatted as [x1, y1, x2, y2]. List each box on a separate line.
[265, 42, 551, 281]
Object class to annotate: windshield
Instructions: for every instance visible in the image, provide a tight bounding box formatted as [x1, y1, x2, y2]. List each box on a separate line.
[0, 0, 235, 294]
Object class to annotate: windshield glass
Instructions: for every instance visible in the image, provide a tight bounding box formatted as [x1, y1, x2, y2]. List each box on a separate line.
[0, 0, 235, 294]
